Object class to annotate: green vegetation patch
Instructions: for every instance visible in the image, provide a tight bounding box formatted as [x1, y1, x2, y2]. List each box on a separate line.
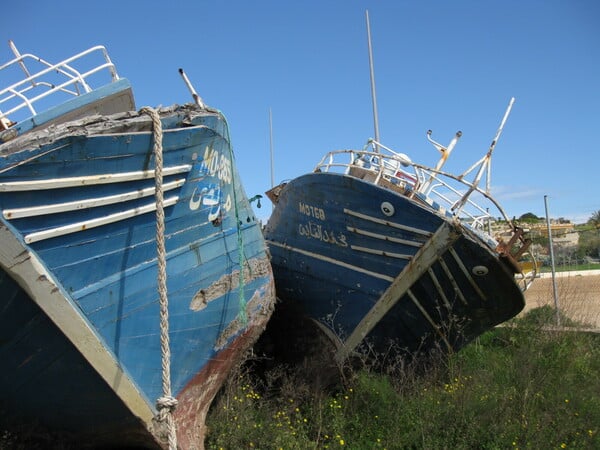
[206, 311, 600, 449]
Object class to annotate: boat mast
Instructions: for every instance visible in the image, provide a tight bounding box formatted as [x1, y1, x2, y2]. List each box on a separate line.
[365, 10, 381, 151]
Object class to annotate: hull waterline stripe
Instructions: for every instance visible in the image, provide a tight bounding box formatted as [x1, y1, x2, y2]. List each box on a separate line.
[3, 179, 185, 219]
[344, 208, 433, 237]
[267, 240, 395, 282]
[0, 164, 192, 192]
[335, 221, 461, 364]
[448, 248, 487, 301]
[346, 226, 424, 247]
[350, 245, 412, 260]
[24, 196, 179, 243]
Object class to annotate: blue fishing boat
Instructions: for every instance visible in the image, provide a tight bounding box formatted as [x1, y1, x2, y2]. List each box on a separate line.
[0, 42, 275, 449]
[264, 97, 535, 365]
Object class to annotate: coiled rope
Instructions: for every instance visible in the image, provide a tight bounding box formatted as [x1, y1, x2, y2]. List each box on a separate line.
[141, 106, 178, 450]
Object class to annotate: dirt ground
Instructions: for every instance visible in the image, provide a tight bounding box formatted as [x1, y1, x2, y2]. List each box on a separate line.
[521, 274, 600, 329]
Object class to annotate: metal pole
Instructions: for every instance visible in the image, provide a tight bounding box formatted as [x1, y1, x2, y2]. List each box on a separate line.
[544, 195, 560, 326]
[9, 41, 34, 87]
[178, 68, 205, 108]
[486, 97, 514, 193]
[269, 108, 274, 188]
[365, 10, 380, 150]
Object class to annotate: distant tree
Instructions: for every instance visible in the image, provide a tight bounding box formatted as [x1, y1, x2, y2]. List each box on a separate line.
[588, 210, 600, 229]
[576, 213, 600, 259]
[531, 234, 549, 248]
[518, 212, 541, 223]
[577, 231, 600, 259]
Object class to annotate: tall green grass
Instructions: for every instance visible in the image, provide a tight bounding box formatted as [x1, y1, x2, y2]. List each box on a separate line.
[206, 308, 600, 449]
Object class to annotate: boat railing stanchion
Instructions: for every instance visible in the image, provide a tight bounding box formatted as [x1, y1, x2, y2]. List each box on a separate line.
[8, 40, 35, 88]
[421, 130, 462, 194]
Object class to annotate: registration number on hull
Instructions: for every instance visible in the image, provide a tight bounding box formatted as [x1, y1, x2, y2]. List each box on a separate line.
[298, 202, 325, 220]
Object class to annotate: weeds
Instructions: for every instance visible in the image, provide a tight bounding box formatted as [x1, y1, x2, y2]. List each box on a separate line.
[3, 300, 598, 449]
[206, 307, 600, 449]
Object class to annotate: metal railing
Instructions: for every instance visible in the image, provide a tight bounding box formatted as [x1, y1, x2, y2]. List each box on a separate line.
[314, 139, 510, 232]
[0, 41, 119, 127]
[314, 138, 538, 289]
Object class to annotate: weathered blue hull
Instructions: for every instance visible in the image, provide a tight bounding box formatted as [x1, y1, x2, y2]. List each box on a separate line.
[0, 104, 275, 447]
[264, 172, 524, 359]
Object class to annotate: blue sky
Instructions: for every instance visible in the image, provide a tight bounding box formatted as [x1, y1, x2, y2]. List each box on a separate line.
[3, 1, 599, 224]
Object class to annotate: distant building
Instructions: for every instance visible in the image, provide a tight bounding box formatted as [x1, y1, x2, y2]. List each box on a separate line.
[528, 220, 575, 238]
[490, 218, 580, 267]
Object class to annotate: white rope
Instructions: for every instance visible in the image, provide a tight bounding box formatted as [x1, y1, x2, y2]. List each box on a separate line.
[141, 106, 178, 450]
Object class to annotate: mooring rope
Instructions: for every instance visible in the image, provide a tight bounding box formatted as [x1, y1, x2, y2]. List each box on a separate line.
[141, 106, 178, 450]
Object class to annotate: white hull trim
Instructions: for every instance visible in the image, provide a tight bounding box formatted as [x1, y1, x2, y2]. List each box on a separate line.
[266, 240, 395, 283]
[0, 164, 191, 192]
[3, 179, 185, 219]
[24, 196, 179, 243]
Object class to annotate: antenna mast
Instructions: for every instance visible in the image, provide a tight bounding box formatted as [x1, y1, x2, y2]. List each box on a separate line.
[269, 108, 275, 188]
[366, 10, 381, 151]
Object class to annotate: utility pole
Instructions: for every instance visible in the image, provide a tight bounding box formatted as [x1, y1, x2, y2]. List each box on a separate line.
[544, 195, 560, 326]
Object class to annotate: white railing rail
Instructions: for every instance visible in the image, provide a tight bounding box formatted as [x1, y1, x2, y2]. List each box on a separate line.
[314, 141, 512, 233]
[1, 41, 119, 125]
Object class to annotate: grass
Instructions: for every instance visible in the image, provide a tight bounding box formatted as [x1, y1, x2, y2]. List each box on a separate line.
[538, 263, 600, 273]
[205, 308, 600, 449]
[2, 295, 598, 449]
